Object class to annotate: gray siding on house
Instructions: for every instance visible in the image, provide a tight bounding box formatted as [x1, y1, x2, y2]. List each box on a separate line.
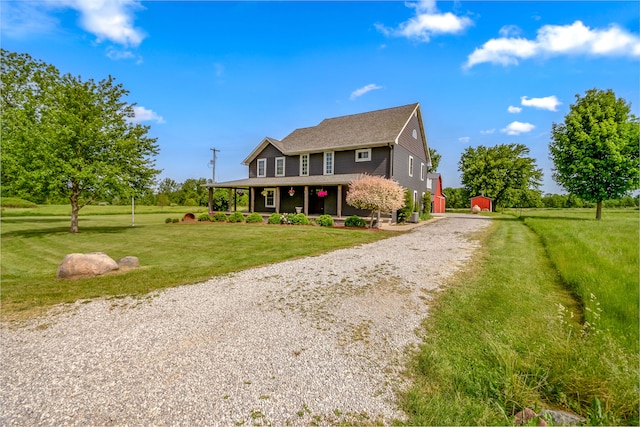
[248, 144, 285, 178]
[334, 146, 390, 177]
[397, 113, 427, 161]
[393, 144, 428, 195]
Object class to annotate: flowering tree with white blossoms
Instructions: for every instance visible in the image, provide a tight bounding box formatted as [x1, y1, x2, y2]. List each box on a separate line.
[346, 174, 405, 227]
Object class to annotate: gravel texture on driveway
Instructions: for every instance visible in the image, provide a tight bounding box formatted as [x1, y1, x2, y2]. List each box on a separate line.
[1, 215, 492, 426]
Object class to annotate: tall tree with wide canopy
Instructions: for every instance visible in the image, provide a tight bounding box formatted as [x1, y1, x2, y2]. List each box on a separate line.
[550, 88, 639, 220]
[1, 50, 160, 232]
[458, 143, 542, 211]
[428, 147, 441, 172]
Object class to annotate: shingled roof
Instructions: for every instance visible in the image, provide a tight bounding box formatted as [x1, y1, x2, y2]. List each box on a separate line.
[243, 103, 421, 164]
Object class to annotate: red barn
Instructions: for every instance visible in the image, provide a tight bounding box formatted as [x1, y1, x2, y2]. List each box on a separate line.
[470, 195, 492, 212]
[427, 173, 446, 213]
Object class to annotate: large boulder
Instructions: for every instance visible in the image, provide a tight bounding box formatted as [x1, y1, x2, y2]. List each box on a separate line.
[56, 252, 119, 279]
[117, 256, 140, 270]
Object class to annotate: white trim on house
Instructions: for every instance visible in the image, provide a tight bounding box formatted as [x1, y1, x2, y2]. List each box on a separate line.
[257, 158, 267, 178]
[408, 155, 414, 177]
[264, 188, 276, 207]
[355, 148, 371, 162]
[324, 151, 334, 175]
[420, 162, 425, 181]
[275, 157, 285, 177]
[299, 153, 309, 176]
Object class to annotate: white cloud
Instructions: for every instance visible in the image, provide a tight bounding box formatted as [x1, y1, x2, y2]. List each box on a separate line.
[458, 136, 471, 143]
[3, 0, 146, 48]
[521, 95, 561, 111]
[501, 121, 535, 135]
[132, 106, 164, 124]
[376, 0, 473, 42]
[499, 25, 522, 38]
[508, 106, 522, 114]
[465, 20, 640, 68]
[480, 128, 496, 135]
[350, 84, 383, 100]
[62, 0, 146, 47]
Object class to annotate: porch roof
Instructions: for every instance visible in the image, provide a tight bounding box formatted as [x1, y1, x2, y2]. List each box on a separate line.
[204, 173, 364, 188]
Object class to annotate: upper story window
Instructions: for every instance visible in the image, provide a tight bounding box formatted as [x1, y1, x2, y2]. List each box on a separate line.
[427, 177, 433, 189]
[257, 158, 266, 177]
[420, 162, 425, 181]
[355, 148, 371, 162]
[412, 129, 417, 139]
[275, 157, 285, 177]
[408, 155, 414, 177]
[324, 151, 334, 175]
[300, 154, 309, 176]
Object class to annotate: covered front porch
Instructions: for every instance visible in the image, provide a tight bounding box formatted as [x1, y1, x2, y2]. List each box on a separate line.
[204, 174, 368, 218]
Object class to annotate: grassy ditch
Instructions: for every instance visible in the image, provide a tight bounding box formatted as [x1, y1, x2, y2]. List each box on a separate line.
[1, 212, 393, 320]
[402, 211, 638, 426]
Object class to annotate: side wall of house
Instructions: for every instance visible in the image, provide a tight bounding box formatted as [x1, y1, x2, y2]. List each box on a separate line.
[392, 112, 429, 209]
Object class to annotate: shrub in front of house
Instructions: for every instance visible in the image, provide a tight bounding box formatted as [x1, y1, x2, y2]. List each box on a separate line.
[198, 213, 211, 222]
[344, 215, 366, 228]
[228, 212, 245, 223]
[291, 213, 309, 225]
[211, 212, 228, 222]
[165, 217, 173, 224]
[316, 214, 334, 227]
[268, 213, 282, 224]
[285, 213, 296, 224]
[245, 213, 264, 223]
[172, 218, 180, 223]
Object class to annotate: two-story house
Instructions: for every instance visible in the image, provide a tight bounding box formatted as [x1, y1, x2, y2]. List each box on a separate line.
[206, 103, 432, 220]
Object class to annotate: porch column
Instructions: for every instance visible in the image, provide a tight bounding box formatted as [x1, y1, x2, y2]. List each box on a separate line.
[275, 187, 281, 214]
[337, 184, 343, 218]
[250, 187, 255, 213]
[208, 187, 213, 214]
[304, 186, 309, 215]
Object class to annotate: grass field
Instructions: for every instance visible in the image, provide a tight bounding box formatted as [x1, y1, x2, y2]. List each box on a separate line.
[1, 208, 393, 320]
[402, 209, 639, 426]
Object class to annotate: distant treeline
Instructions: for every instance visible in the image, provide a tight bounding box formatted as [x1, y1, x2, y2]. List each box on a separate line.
[443, 187, 639, 209]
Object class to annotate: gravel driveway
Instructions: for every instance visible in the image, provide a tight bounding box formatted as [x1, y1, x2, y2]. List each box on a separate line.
[1, 215, 491, 426]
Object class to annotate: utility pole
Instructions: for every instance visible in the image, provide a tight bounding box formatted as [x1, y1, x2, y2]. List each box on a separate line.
[209, 148, 220, 184]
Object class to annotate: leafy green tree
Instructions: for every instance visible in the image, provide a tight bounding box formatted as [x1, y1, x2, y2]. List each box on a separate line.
[458, 143, 542, 211]
[428, 147, 441, 172]
[550, 88, 639, 220]
[443, 187, 470, 209]
[1, 50, 159, 232]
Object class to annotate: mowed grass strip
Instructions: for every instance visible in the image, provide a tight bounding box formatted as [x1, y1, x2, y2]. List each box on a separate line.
[1, 213, 393, 320]
[402, 212, 638, 426]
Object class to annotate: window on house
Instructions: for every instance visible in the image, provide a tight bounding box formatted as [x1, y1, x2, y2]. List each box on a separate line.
[275, 157, 285, 177]
[420, 162, 425, 181]
[324, 151, 334, 175]
[264, 188, 275, 208]
[413, 191, 418, 210]
[408, 155, 414, 177]
[300, 154, 309, 176]
[427, 178, 433, 189]
[257, 158, 266, 177]
[355, 149, 371, 162]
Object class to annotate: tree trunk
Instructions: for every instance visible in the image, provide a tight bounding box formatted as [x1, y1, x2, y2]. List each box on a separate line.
[70, 188, 80, 233]
[596, 200, 603, 220]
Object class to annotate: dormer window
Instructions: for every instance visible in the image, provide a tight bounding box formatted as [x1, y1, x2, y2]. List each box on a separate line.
[355, 149, 371, 162]
[257, 158, 266, 177]
[300, 154, 309, 176]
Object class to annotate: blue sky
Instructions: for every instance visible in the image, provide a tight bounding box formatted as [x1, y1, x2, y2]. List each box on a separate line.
[3, 0, 639, 194]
